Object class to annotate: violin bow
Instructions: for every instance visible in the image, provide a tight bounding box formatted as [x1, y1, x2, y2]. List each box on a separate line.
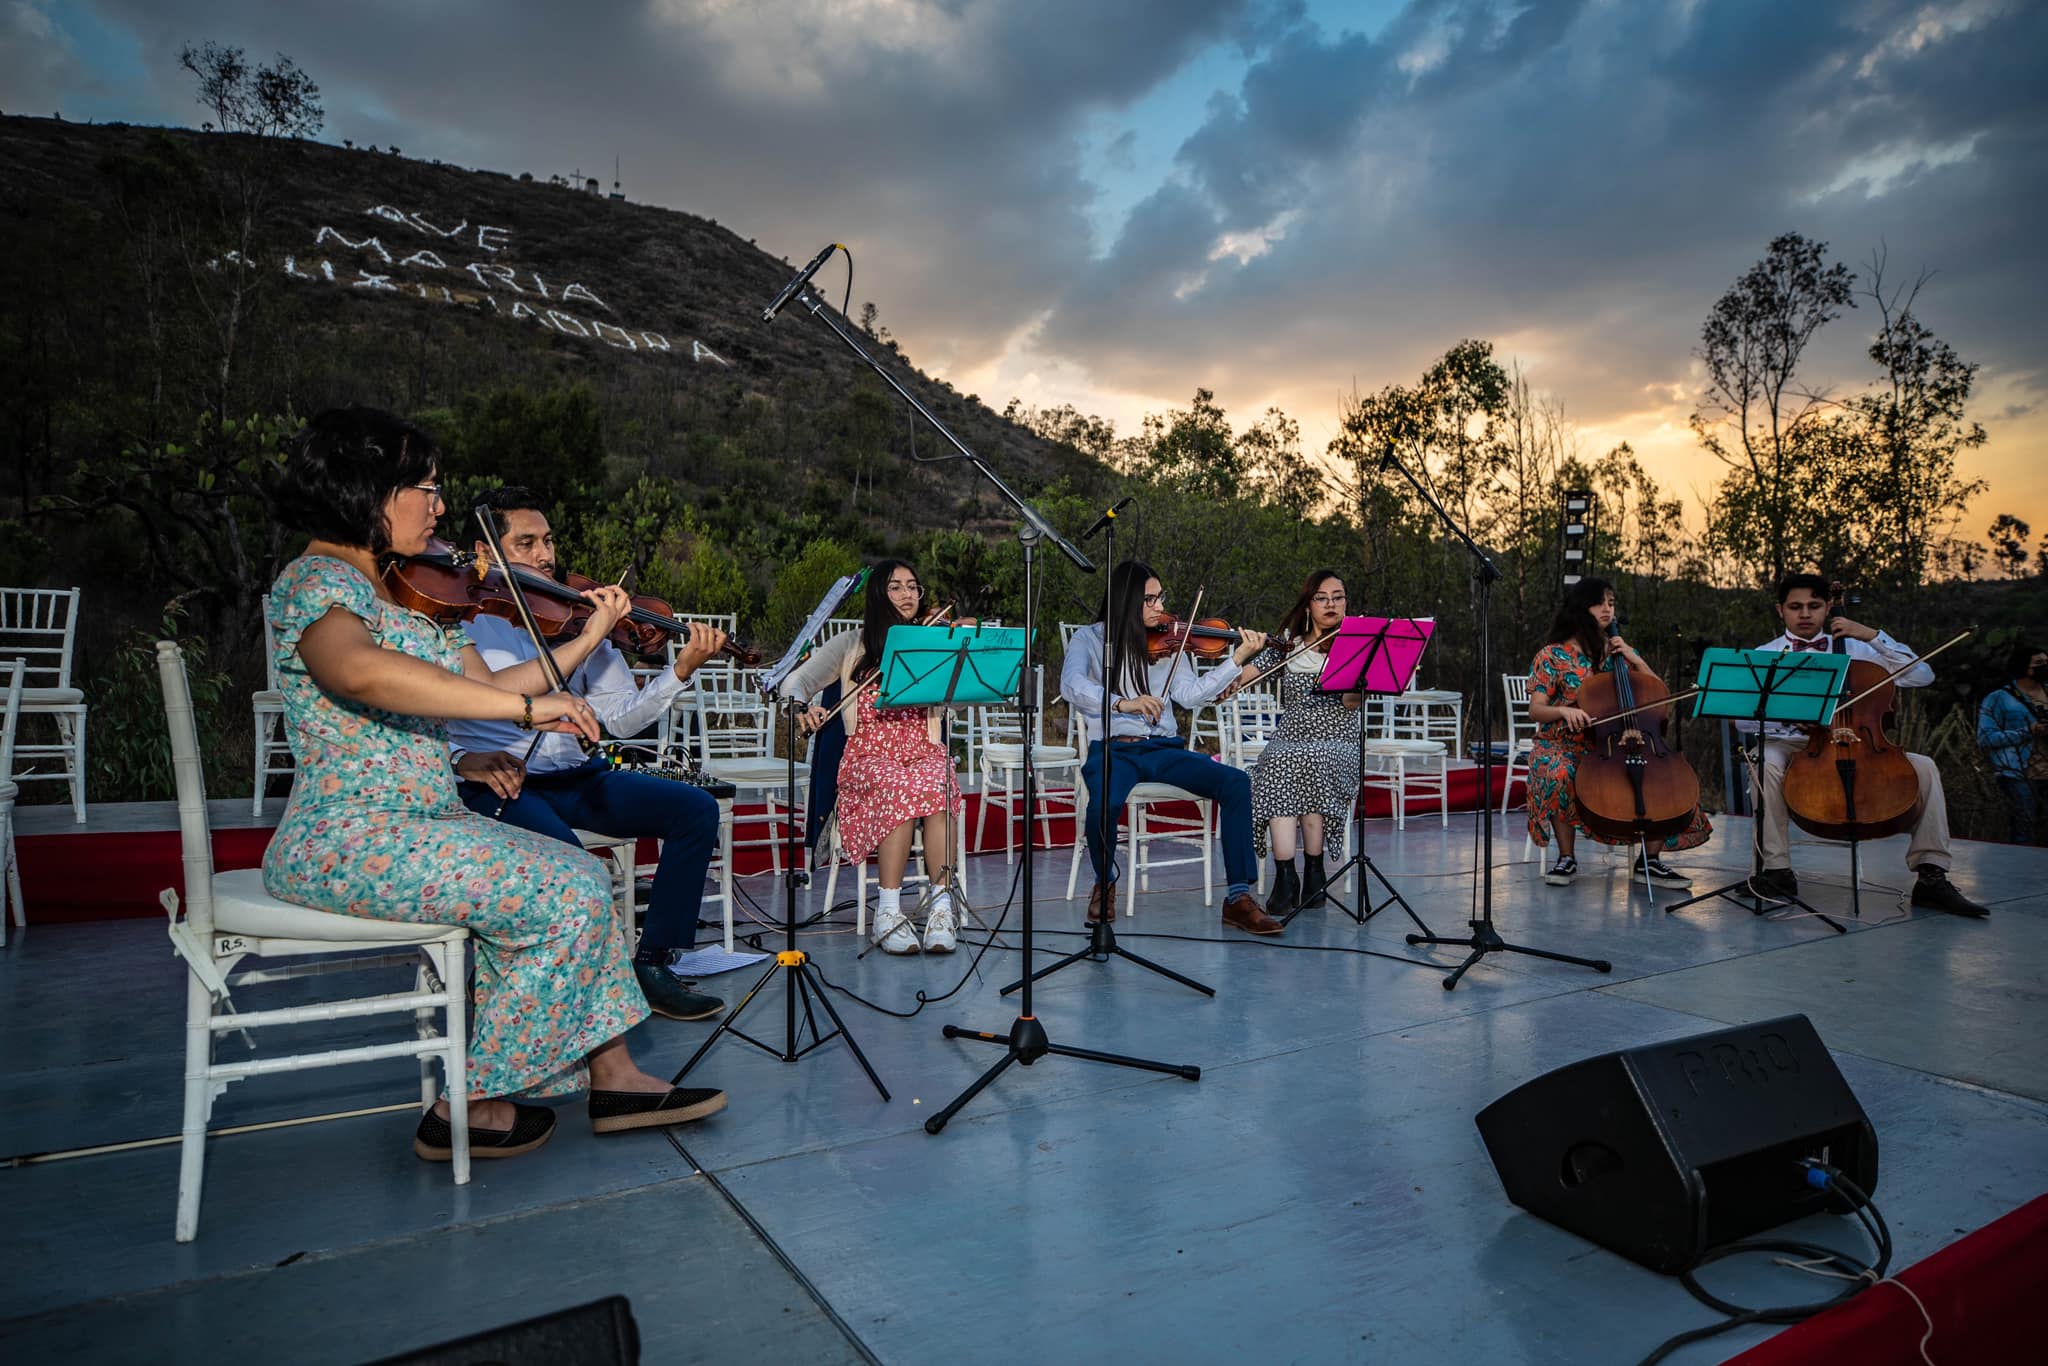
[1157, 585, 1204, 703]
[1824, 627, 1976, 725]
[1238, 625, 1330, 694]
[472, 507, 603, 813]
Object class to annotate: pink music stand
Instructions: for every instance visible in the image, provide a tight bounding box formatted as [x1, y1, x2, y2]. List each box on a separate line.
[1319, 616, 1434, 695]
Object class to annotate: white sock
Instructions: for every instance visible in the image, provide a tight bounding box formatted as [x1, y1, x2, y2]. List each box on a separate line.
[877, 886, 902, 919]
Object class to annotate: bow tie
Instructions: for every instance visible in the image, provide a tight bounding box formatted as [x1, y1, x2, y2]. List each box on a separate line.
[1788, 637, 1832, 652]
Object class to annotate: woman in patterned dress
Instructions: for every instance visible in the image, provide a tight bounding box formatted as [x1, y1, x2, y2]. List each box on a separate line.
[262, 407, 727, 1163]
[1249, 570, 1362, 918]
[796, 560, 964, 955]
[1525, 577, 1711, 889]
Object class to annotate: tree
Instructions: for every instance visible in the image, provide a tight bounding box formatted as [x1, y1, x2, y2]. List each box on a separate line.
[1236, 406, 1326, 517]
[1844, 249, 1987, 590]
[178, 43, 324, 139]
[1693, 233, 1855, 586]
[1134, 388, 1246, 499]
[1988, 514, 2032, 579]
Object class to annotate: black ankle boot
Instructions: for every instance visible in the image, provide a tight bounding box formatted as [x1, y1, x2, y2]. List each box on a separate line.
[1265, 860, 1300, 920]
[1300, 852, 1329, 909]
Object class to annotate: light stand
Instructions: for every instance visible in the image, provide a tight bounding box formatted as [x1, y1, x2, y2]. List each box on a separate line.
[768, 283, 1200, 1133]
[672, 681, 890, 1099]
[999, 508, 1215, 999]
[1379, 450, 1613, 990]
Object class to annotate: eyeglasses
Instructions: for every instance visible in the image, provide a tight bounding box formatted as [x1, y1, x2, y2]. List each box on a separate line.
[410, 482, 444, 502]
[1142, 593, 1167, 606]
[1311, 594, 1347, 606]
[887, 580, 922, 593]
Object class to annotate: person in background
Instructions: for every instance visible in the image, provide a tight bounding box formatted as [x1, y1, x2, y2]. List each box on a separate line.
[1976, 643, 2048, 846]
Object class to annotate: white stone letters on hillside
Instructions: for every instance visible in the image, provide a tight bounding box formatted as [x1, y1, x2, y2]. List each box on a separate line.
[278, 203, 726, 362]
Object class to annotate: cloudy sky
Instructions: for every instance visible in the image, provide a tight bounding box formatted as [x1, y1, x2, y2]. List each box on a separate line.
[9, 0, 2045, 541]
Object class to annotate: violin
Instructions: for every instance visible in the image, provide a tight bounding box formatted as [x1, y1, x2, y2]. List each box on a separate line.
[1572, 621, 1701, 843]
[1781, 582, 1922, 843]
[1146, 614, 1248, 662]
[384, 545, 761, 667]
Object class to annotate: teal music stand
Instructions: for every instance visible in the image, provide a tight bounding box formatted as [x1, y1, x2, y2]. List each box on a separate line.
[1668, 648, 1851, 933]
[875, 623, 1028, 710]
[870, 623, 1028, 948]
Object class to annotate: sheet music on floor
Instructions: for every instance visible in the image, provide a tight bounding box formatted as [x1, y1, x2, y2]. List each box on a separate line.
[666, 946, 770, 978]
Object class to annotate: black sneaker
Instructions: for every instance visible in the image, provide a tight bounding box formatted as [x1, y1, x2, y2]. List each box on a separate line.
[1634, 856, 1692, 888]
[1751, 867, 1799, 900]
[1910, 868, 1989, 919]
[1542, 855, 1579, 886]
[632, 959, 725, 1021]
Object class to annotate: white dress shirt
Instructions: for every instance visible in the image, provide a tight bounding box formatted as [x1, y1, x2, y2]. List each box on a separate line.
[1061, 622, 1242, 744]
[446, 616, 693, 773]
[1744, 629, 1933, 742]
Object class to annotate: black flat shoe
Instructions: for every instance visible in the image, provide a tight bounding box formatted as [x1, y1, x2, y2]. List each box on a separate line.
[1911, 870, 1989, 918]
[589, 1086, 727, 1134]
[413, 1102, 557, 1161]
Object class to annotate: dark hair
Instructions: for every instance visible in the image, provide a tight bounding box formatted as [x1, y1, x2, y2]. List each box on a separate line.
[2006, 643, 2046, 678]
[1776, 572, 1832, 603]
[475, 485, 548, 538]
[1543, 577, 1613, 666]
[274, 406, 438, 555]
[1280, 568, 1344, 645]
[1097, 559, 1156, 695]
[856, 558, 924, 683]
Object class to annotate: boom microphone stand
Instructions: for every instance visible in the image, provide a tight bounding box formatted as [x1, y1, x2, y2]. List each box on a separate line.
[1000, 506, 1215, 999]
[761, 263, 1200, 1133]
[1379, 449, 1613, 990]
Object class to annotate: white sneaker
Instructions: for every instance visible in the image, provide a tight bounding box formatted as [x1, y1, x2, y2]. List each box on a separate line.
[872, 906, 921, 955]
[922, 900, 958, 954]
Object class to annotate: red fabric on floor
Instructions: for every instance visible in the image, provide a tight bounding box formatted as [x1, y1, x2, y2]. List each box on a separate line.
[13, 766, 1527, 923]
[1724, 1193, 2048, 1366]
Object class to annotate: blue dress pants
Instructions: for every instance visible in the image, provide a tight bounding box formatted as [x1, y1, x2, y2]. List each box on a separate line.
[458, 756, 719, 952]
[1081, 736, 1255, 889]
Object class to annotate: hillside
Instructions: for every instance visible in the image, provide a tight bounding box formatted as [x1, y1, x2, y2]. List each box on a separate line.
[0, 114, 1097, 541]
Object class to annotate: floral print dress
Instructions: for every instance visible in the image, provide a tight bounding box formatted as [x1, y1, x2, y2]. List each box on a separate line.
[1526, 642, 1712, 852]
[260, 556, 647, 1099]
[833, 685, 962, 866]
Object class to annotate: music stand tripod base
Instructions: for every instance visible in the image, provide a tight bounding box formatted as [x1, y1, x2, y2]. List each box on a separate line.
[672, 692, 889, 1101]
[1406, 920, 1614, 991]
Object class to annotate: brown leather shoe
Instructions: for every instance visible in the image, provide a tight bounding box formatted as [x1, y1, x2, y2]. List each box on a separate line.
[1222, 892, 1284, 936]
[1087, 882, 1110, 923]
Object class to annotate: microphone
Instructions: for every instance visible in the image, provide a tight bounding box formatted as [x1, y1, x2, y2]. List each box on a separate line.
[761, 243, 840, 323]
[1081, 496, 1133, 542]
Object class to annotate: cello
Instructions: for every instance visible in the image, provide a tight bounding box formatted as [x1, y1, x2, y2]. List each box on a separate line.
[1573, 620, 1701, 844]
[1781, 584, 1924, 843]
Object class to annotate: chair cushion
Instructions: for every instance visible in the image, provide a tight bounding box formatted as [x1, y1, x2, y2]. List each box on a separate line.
[209, 868, 461, 943]
[1129, 782, 1204, 801]
[704, 758, 810, 787]
[18, 687, 85, 707]
[1400, 689, 1461, 703]
[574, 828, 635, 851]
[252, 689, 283, 707]
[1365, 739, 1446, 755]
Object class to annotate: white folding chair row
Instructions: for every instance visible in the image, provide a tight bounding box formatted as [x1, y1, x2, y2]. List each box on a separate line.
[1499, 674, 1538, 815]
[976, 741, 1081, 860]
[1223, 689, 1285, 771]
[1, 661, 27, 944]
[1, 586, 89, 821]
[1361, 738, 1449, 830]
[156, 642, 470, 1242]
[1392, 690, 1464, 757]
[823, 810, 970, 936]
[251, 614, 295, 816]
[1064, 778, 1213, 918]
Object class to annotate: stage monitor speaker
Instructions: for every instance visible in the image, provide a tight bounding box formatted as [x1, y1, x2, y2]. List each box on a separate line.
[1475, 1013, 1877, 1274]
[368, 1295, 639, 1365]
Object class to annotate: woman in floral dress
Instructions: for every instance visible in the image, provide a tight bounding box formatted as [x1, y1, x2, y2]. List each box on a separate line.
[796, 560, 964, 955]
[262, 406, 726, 1163]
[1526, 577, 1711, 889]
[1248, 569, 1362, 918]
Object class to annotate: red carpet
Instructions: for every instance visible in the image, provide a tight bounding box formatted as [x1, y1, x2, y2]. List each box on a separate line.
[1726, 1192, 2048, 1365]
[14, 764, 1526, 924]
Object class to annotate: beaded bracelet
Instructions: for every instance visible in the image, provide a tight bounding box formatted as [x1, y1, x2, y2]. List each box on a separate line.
[517, 694, 534, 732]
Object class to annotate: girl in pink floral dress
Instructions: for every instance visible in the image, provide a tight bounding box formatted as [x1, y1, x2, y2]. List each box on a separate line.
[262, 407, 727, 1163]
[798, 560, 964, 955]
[1526, 577, 1711, 889]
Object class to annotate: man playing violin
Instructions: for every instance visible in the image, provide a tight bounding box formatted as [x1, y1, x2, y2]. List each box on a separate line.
[1745, 573, 1987, 917]
[446, 486, 738, 1018]
[1062, 560, 1280, 934]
